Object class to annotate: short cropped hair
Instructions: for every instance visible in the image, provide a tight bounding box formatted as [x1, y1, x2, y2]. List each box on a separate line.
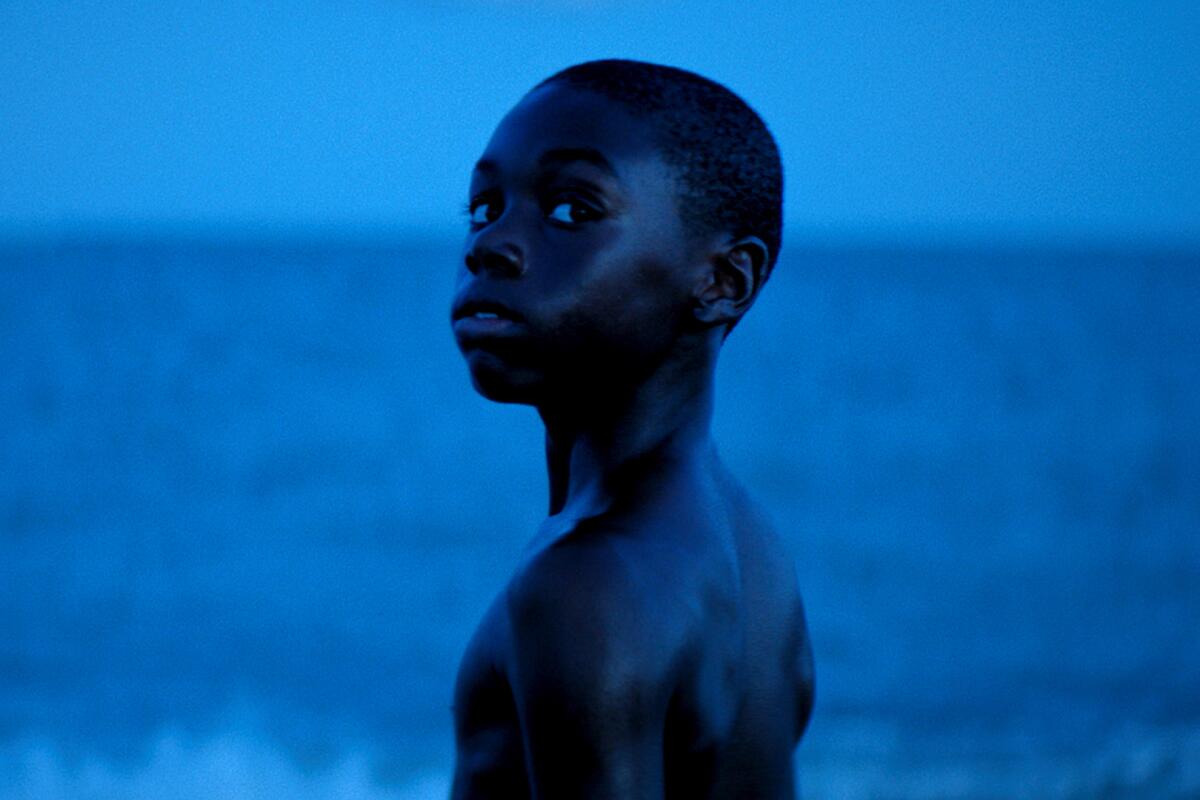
[537, 59, 784, 274]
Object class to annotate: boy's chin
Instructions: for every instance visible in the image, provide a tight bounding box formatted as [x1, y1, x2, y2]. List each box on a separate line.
[465, 355, 544, 405]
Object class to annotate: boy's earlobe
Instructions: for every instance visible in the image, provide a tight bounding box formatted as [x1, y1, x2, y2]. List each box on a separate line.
[693, 236, 770, 328]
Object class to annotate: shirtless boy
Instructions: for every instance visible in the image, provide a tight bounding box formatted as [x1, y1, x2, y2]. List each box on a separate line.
[449, 59, 814, 798]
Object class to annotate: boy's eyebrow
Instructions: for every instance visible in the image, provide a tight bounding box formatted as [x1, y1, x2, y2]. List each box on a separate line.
[472, 147, 618, 179]
[536, 147, 618, 177]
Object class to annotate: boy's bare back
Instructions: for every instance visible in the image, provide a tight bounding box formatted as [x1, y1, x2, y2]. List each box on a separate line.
[448, 60, 814, 797]
[452, 451, 813, 797]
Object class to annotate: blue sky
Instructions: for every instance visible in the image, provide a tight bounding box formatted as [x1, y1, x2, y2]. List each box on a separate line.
[2, 1, 1197, 244]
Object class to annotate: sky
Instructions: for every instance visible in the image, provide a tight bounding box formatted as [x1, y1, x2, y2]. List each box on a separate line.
[1, 0, 1197, 245]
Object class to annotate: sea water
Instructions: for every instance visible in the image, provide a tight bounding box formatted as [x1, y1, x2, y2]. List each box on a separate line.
[1, 238, 1197, 798]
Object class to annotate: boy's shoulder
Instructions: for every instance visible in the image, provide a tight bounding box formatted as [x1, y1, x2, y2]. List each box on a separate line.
[502, 511, 710, 683]
[510, 514, 694, 628]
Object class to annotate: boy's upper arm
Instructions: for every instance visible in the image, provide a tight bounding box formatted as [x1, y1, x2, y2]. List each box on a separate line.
[504, 538, 679, 799]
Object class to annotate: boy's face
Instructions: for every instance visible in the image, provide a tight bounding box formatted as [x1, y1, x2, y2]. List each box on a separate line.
[451, 83, 702, 405]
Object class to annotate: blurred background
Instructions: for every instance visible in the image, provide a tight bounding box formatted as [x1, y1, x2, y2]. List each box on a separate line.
[2, 2, 1198, 798]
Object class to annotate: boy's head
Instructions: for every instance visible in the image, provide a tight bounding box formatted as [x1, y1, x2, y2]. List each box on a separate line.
[452, 59, 782, 405]
[535, 60, 783, 276]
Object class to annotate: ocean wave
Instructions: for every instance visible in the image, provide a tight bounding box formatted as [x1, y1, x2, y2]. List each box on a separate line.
[4, 722, 1198, 799]
[798, 720, 1200, 799]
[0, 731, 449, 800]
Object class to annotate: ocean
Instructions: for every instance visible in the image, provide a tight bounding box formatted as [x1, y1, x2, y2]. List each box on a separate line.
[1, 238, 1197, 798]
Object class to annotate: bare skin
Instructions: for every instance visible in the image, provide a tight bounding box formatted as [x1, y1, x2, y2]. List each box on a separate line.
[449, 83, 814, 798]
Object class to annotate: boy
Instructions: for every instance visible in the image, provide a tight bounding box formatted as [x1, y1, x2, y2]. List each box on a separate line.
[449, 59, 813, 798]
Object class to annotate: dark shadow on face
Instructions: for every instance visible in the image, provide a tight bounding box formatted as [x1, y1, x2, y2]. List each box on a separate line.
[450, 84, 702, 406]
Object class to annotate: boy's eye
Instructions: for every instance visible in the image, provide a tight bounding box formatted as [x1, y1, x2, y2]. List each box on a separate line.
[546, 200, 600, 225]
[468, 199, 500, 226]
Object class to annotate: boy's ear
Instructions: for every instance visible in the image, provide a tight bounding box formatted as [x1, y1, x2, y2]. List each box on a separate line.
[692, 235, 771, 329]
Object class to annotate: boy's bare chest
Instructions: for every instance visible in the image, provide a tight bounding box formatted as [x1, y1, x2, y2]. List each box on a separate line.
[453, 596, 514, 726]
[451, 596, 529, 796]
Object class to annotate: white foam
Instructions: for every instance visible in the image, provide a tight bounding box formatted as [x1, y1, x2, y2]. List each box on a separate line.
[4, 722, 1198, 799]
[797, 719, 1200, 799]
[0, 731, 449, 800]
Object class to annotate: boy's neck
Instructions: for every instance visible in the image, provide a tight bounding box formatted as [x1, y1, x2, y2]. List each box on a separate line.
[539, 350, 719, 519]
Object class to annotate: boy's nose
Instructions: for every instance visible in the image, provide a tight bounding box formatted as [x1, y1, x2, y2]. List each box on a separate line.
[465, 240, 523, 278]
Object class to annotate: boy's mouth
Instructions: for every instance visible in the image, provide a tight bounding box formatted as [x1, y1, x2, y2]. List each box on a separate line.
[452, 299, 524, 323]
[452, 299, 527, 342]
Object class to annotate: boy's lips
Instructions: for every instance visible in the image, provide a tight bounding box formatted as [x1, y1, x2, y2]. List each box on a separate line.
[451, 298, 526, 341]
[451, 298, 524, 323]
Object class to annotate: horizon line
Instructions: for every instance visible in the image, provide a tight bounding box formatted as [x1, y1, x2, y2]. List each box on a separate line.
[1, 221, 1197, 257]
